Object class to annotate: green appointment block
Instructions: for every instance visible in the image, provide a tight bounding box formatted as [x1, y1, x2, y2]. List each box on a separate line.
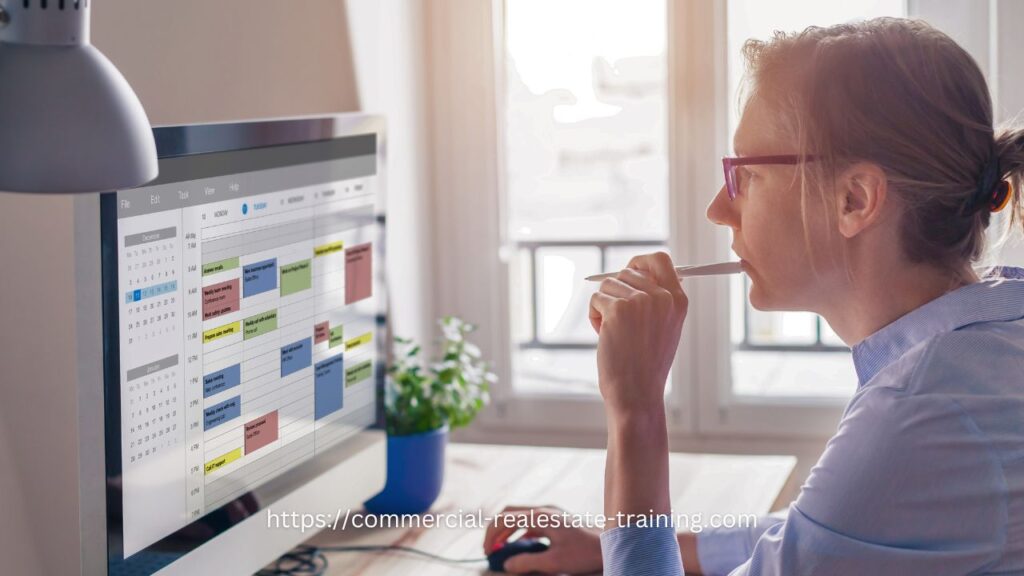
[280, 259, 312, 296]
[202, 257, 240, 276]
[244, 309, 278, 340]
[329, 325, 344, 348]
[345, 360, 373, 387]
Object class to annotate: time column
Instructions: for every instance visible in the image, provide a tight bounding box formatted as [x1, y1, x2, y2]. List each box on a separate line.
[180, 192, 207, 521]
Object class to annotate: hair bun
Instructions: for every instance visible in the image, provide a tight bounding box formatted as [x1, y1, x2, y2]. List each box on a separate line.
[962, 154, 1002, 216]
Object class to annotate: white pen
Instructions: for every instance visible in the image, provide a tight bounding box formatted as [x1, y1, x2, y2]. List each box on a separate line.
[584, 260, 743, 282]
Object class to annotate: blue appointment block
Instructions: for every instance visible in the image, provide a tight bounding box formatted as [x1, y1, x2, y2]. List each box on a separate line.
[314, 354, 344, 419]
[280, 337, 312, 377]
[243, 258, 277, 297]
[203, 363, 241, 398]
[204, 395, 241, 431]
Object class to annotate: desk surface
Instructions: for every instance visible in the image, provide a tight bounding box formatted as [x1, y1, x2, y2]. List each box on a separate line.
[304, 443, 796, 575]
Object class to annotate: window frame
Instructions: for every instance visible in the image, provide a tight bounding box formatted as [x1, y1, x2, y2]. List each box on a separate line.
[682, 0, 853, 437]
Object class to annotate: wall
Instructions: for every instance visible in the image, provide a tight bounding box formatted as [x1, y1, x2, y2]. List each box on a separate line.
[0, 1, 431, 573]
[0, 196, 78, 574]
[92, 0, 359, 125]
[346, 0, 435, 352]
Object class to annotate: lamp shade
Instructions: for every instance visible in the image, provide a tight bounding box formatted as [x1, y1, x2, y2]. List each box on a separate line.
[0, 1, 157, 194]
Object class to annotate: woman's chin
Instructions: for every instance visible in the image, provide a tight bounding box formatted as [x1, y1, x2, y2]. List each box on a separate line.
[747, 282, 778, 311]
[744, 264, 786, 311]
[748, 288, 770, 310]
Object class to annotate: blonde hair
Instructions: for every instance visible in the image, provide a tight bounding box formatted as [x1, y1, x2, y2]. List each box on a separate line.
[741, 17, 1024, 281]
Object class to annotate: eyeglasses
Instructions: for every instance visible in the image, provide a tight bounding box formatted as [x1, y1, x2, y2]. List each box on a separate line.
[722, 155, 818, 200]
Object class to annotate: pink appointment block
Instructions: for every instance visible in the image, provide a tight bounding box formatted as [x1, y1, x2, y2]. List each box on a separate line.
[203, 279, 240, 320]
[345, 242, 373, 305]
[244, 410, 279, 454]
[314, 321, 330, 344]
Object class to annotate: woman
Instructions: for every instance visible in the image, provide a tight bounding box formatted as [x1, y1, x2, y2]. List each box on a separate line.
[483, 17, 1024, 575]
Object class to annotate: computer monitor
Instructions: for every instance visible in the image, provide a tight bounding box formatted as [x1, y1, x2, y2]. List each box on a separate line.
[100, 114, 387, 575]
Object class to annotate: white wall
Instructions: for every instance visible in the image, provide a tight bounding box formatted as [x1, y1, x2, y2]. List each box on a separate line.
[0, 1, 432, 573]
[346, 0, 435, 351]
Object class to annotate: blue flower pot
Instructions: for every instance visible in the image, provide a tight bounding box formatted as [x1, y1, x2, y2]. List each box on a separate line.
[364, 425, 448, 515]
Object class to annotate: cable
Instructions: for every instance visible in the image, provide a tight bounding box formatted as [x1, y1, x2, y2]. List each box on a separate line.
[319, 544, 488, 564]
[254, 544, 487, 576]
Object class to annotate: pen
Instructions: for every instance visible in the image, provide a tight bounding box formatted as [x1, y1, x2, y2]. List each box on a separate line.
[584, 260, 743, 282]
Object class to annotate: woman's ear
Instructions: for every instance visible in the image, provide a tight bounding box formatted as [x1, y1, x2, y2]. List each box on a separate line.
[836, 162, 888, 239]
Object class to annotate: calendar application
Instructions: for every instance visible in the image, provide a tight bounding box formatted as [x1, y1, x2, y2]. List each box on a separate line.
[113, 136, 380, 556]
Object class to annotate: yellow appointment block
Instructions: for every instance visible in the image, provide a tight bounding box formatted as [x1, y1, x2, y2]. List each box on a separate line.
[204, 447, 242, 475]
[204, 321, 240, 343]
[345, 331, 373, 351]
[314, 240, 344, 257]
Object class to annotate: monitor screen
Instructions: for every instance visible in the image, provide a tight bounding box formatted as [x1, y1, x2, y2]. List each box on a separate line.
[101, 117, 386, 573]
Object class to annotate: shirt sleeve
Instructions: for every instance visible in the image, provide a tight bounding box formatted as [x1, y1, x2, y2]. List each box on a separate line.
[600, 525, 684, 576]
[721, 384, 1006, 576]
[696, 512, 786, 576]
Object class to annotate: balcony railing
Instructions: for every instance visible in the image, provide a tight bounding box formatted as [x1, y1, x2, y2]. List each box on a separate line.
[515, 239, 662, 350]
[514, 239, 849, 353]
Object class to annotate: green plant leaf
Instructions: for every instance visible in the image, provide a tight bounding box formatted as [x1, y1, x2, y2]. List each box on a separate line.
[383, 316, 495, 436]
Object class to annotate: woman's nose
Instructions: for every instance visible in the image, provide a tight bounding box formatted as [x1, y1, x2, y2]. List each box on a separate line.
[706, 184, 737, 227]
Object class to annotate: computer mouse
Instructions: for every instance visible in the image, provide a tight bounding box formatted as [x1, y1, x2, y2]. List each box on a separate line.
[487, 538, 550, 572]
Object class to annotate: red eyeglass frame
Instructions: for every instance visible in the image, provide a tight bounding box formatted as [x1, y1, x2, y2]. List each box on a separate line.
[722, 155, 819, 200]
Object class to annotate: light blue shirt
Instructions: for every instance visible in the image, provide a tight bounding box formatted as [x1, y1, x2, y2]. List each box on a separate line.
[602, 266, 1024, 576]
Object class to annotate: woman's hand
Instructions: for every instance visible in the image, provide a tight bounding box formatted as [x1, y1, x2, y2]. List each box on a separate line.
[482, 505, 603, 574]
[588, 252, 688, 419]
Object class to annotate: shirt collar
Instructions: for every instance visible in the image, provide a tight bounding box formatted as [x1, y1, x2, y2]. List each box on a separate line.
[851, 266, 1024, 386]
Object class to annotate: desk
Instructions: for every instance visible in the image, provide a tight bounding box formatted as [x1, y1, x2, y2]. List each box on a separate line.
[304, 443, 796, 575]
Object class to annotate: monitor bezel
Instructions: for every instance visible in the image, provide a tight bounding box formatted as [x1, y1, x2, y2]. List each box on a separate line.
[100, 113, 388, 575]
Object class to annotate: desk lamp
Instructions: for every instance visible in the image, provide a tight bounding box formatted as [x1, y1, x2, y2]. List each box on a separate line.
[0, 0, 157, 193]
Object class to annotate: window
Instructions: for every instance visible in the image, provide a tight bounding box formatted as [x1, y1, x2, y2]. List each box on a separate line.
[503, 0, 669, 396]
[429, 0, 1020, 439]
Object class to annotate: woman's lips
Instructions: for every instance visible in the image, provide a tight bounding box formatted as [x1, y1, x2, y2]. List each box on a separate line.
[731, 246, 750, 272]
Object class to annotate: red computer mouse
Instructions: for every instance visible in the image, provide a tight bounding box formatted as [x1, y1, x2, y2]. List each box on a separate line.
[487, 538, 550, 572]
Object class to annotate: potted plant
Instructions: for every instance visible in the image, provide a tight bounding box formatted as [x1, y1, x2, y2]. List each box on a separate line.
[364, 316, 495, 515]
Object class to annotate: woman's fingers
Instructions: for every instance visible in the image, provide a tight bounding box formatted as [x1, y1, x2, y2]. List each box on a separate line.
[484, 507, 541, 552]
[594, 251, 689, 417]
[598, 276, 634, 297]
[482, 506, 604, 575]
[628, 252, 684, 297]
[483, 506, 564, 552]
[591, 268, 676, 334]
[484, 517, 522, 552]
[627, 252, 689, 315]
[487, 525, 523, 553]
[613, 267, 661, 294]
[615, 267, 676, 310]
[589, 290, 621, 334]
